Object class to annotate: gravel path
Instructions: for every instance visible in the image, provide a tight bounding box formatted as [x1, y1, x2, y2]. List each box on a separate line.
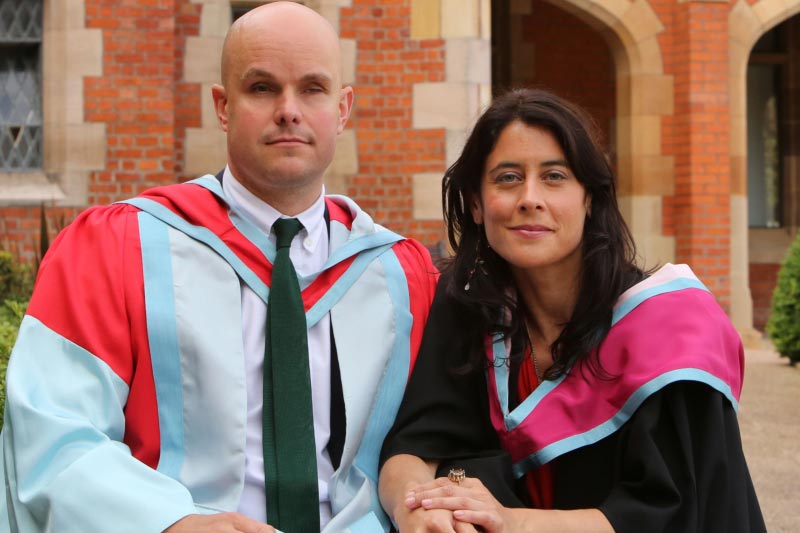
[739, 347, 800, 532]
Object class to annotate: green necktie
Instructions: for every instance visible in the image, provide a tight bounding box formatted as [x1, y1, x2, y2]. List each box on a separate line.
[263, 217, 320, 531]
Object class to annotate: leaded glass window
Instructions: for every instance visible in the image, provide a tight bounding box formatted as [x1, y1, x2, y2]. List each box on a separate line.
[0, 0, 43, 171]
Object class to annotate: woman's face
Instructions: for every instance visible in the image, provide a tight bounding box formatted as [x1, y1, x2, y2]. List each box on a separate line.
[471, 121, 591, 276]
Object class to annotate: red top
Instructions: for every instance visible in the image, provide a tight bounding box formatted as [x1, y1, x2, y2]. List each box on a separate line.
[517, 351, 554, 509]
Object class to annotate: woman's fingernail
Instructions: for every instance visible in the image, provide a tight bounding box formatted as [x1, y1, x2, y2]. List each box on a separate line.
[454, 510, 464, 519]
[421, 499, 432, 508]
[404, 496, 416, 506]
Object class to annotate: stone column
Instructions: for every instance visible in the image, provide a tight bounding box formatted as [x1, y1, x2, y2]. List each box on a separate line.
[409, 0, 492, 222]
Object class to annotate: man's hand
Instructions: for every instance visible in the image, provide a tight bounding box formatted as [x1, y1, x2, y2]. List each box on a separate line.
[164, 513, 275, 533]
[393, 505, 480, 533]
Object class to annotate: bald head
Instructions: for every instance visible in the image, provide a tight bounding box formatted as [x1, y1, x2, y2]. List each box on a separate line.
[221, 2, 343, 89]
[210, 0, 353, 214]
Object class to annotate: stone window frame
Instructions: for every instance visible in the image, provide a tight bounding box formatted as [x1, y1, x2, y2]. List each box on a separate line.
[0, 0, 104, 207]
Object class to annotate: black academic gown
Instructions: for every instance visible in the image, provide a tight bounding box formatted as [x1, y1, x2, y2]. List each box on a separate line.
[381, 280, 766, 533]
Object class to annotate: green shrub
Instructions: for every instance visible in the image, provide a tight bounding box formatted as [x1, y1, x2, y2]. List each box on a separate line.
[0, 299, 26, 424]
[0, 251, 33, 429]
[0, 251, 33, 302]
[0, 206, 51, 429]
[767, 232, 800, 364]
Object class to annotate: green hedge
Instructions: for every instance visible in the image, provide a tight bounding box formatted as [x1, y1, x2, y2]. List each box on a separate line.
[0, 300, 26, 423]
[0, 251, 33, 429]
[767, 232, 800, 364]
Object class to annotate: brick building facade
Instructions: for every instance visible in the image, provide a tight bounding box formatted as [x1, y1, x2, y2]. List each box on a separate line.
[1, 0, 799, 339]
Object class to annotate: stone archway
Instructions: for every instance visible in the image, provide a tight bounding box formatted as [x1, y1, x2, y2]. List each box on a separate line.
[515, 0, 676, 268]
[729, 0, 800, 334]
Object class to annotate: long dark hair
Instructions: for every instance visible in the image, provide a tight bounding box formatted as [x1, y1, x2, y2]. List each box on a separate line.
[442, 88, 643, 378]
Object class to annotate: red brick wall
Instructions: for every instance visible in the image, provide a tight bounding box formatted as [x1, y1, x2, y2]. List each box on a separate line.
[0, 0, 451, 266]
[174, 0, 202, 183]
[519, 0, 617, 152]
[0, 0, 790, 324]
[750, 263, 780, 330]
[658, 1, 732, 310]
[0, 206, 80, 264]
[0, 1, 195, 265]
[340, 0, 447, 247]
[84, 0, 177, 205]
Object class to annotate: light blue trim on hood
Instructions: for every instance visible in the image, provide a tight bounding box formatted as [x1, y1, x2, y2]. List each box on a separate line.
[612, 277, 709, 326]
[353, 250, 412, 483]
[511, 368, 739, 477]
[122, 196, 271, 303]
[139, 212, 186, 479]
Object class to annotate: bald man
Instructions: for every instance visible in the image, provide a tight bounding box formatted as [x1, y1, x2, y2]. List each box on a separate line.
[0, 3, 437, 532]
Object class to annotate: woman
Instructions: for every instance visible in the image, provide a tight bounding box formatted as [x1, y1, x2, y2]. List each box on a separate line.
[378, 89, 765, 532]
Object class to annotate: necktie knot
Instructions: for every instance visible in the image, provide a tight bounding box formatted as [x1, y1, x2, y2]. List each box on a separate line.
[273, 218, 303, 249]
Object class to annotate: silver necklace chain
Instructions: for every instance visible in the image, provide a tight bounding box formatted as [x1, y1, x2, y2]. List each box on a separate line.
[525, 320, 544, 382]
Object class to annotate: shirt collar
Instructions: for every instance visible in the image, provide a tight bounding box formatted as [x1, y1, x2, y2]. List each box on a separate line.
[221, 166, 327, 253]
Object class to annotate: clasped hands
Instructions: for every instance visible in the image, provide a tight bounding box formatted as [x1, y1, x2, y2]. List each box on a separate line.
[396, 475, 523, 533]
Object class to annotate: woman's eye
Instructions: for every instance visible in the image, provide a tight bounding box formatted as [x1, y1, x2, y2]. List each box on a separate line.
[544, 171, 567, 182]
[495, 173, 520, 183]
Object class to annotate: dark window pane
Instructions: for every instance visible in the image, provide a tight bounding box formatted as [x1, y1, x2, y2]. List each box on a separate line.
[747, 64, 782, 228]
[232, 6, 251, 22]
[0, 50, 41, 124]
[0, 0, 42, 170]
[0, 0, 43, 43]
[0, 123, 40, 170]
[0, 47, 42, 170]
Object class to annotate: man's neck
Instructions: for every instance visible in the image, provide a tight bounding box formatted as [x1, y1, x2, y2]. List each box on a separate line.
[224, 167, 325, 216]
[258, 188, 323, 216]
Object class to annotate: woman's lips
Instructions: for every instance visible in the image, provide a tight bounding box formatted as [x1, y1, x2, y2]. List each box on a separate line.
[510, 224, 552, 237]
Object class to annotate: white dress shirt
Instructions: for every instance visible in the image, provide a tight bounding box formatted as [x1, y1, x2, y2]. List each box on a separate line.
[223, 167, 334, 527]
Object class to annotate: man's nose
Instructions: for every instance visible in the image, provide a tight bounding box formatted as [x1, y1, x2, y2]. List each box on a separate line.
[274, 91, 301, 125]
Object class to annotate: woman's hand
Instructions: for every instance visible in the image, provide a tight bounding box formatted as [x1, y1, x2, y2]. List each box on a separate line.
[393, 504, 479, 533]
[406, 476, 614, 533]
[380, 454, 480, 533]
[405, 476, 523, 533]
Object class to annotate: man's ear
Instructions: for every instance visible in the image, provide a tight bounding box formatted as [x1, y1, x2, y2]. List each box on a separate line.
[211, 84, 229, 132]
[337, 86, 354, 134]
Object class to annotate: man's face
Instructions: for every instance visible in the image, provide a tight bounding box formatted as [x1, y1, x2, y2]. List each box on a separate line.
[213, 15, 352, 206]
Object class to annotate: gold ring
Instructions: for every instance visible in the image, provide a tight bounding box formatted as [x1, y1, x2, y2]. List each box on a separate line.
[448, 468, 465, 485]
